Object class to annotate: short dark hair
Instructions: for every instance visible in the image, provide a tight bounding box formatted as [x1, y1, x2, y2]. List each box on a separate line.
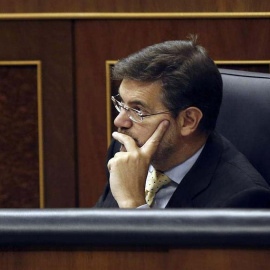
[112, 38, 223, 134]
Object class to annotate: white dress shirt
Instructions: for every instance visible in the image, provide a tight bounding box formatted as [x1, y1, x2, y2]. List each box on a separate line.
[138, 145, 205, 209]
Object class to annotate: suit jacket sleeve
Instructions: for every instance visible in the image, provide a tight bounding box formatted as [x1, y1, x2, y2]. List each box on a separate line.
[220, 187, 270, 208]
[94, 139, 120, 208]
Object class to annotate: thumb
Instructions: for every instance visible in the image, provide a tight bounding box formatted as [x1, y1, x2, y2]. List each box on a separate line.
[141, 120, 170, 157]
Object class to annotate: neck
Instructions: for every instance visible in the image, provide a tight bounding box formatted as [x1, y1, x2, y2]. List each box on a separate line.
[152, 133, 208, 171]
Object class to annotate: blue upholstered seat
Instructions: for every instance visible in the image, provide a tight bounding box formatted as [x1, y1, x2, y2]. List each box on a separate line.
[216, 69, 270, 183]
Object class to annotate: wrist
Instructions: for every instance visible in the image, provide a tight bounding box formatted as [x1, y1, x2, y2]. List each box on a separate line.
[118, 198, 146, 208]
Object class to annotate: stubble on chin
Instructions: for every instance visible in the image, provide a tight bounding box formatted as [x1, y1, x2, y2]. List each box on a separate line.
[150, 141, 175, 170]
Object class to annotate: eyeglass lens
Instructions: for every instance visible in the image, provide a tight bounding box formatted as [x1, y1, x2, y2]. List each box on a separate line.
[112, 96, 142, 123]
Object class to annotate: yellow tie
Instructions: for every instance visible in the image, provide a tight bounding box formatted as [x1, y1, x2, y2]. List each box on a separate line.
[145, 169, 171, 206]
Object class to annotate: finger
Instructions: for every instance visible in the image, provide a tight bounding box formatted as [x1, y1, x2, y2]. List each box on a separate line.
[114, 152, 122, 158]
[112, 132, 138, 152]
[141, 120, 170, 156]
[113, 152, 128, 158]
[107, 159, 112, 172]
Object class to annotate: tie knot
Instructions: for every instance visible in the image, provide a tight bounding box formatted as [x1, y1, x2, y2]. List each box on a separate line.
[145, 169, 171, 206]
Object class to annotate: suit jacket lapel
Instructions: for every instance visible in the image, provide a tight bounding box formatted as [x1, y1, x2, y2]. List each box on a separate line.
[166, 132, 223, 208]
[102, 188, 119, 208]
[102, 139, 121, 208]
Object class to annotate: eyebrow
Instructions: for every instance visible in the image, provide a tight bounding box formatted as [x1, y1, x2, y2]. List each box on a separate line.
[118, 94, 151, 111]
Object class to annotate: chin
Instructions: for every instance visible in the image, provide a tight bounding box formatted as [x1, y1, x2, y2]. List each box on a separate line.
[120, 144, 126, 152]
[137, 141, 144, 148]
[132, 137, 144, 148]
[151, 144, 174, 167]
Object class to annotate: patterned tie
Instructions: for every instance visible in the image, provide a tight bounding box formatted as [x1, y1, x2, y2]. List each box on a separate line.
[145, 169, 171, 206]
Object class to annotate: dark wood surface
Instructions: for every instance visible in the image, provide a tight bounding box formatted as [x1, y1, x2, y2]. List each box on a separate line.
[0, 66, 39, 207]
[0, 248, 269, 270]
[0, 0, 270, 12]
[75, 18, 270, 207]
[0, 21, 76, 207]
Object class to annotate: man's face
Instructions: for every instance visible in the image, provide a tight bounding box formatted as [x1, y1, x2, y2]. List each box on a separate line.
[114, 79, 183, 169]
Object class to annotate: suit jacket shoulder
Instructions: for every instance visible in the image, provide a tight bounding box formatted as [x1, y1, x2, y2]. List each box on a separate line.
[167, 132, 270, 208]
[94, 139, 120, 208]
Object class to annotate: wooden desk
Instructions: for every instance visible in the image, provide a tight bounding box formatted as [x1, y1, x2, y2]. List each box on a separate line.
[1, 209, 270, 269]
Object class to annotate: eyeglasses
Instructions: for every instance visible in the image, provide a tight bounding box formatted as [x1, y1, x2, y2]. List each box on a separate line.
[111, 94, 179, 123]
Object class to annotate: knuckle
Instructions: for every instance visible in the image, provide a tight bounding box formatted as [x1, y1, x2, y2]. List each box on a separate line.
[132, 151, 140, 159]
[114, 152, 121, 158]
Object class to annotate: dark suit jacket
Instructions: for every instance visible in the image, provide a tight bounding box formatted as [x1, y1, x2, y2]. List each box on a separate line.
[95, 132, 270, 208]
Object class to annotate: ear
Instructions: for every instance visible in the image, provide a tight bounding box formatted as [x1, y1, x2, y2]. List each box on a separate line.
[179, 107, 203, 136]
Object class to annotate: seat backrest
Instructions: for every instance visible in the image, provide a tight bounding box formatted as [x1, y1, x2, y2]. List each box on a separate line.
[216, 69, 270, 184]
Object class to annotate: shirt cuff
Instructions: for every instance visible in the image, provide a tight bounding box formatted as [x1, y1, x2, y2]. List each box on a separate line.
[136, 204, 151, 209]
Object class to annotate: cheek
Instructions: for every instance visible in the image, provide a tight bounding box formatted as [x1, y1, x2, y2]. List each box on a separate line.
[137, 130, 153, 146]
[162, 122, 179, 144]
[136, 118, 178, 146]
[136, 126, 157, 146]
[137, 121, 173, 145]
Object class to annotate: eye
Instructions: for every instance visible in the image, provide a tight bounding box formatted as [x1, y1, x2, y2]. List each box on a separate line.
[133, 106, 142, 111]
[133, 106, 149, 115]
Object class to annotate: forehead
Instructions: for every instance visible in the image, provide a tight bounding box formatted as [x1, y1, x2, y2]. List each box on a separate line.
[118, 79, 163, 106]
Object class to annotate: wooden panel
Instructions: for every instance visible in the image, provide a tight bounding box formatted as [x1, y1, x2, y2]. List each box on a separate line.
[75, 18, 270, 207]
[0, 65, 40, 208]
[0, 0, 270, 12]
[0, 248, 269, 270]
[217, 64, 270, 73]
[169, 249, 270, 270]
[0, 21, 76, 207]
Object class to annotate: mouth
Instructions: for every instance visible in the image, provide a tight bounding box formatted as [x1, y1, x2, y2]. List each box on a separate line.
[118, 130, 142, 149]
[120, 140, 142, 152]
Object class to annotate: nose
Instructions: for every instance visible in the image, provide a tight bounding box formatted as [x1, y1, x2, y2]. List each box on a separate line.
[114, 109, 133, 129]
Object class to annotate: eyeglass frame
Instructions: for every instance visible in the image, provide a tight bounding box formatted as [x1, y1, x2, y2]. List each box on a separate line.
[111, 94, 182, 123]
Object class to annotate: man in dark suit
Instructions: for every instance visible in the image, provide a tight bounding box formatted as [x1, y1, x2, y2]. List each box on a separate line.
[95, 38, 270, 209]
